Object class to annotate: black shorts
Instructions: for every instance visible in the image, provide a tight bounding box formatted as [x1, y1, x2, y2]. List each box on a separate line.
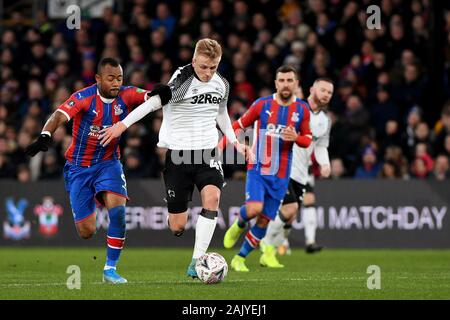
[163, 148, 224, 206]
[282, 179, 314, 205]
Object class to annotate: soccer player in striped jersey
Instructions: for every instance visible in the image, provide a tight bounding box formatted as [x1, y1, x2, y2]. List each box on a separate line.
[25, 57, 171, 284]
[221, 65, 312, 272]
[260, 78, 334, 268]
[97, 39, 252, 279]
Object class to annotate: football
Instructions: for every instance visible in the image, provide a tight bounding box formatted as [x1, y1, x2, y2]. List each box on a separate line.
[195, 252, 228, 284]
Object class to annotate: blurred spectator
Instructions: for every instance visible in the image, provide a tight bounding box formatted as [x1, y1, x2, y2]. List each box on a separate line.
[379, 159, 402, 179]
[151, 3, 176, 38]
[354, 145, 382, 179]
[123, 150, 149, 179]
[433, 101, 450, 155]
[17, 164, 31, 183]
[343, 95, 370, 148]
[379, 120, 402, 155]
[430, 154, 450, 181]
[173, 1, 200, 39]
[330, 157, 346, 179]
[410, 143, 434, 178]
[370, 85, 399, 138]
[39, 150, 62, 180]
[0, 154, 14, 178]
[401, 105, 423, 155]
[384, 145, 410, 179]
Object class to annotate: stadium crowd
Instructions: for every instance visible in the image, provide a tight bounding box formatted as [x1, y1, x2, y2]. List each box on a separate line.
[0, 0, 449, 182]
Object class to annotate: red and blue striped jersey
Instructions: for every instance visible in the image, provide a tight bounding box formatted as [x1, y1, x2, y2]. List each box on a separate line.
[57, 84, 148, 167]
[234, 95, 311, 179]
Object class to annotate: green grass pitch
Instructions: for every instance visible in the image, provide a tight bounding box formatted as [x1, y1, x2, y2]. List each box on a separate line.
[1, 247, 449, 300]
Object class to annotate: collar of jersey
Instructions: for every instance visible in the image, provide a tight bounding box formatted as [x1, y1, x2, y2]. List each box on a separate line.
[273, 93, 297, 106]
[97, 89, 115, 103]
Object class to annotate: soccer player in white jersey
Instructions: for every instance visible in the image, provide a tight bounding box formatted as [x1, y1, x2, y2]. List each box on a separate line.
[98, 38, 252, 278]
[259, 78, 334, 268]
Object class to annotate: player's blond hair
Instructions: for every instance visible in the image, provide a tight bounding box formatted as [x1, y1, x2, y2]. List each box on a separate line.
[194, 38, 222, 60]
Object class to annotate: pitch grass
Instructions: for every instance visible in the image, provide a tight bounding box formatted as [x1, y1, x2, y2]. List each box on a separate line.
[0, 248, 449, 300]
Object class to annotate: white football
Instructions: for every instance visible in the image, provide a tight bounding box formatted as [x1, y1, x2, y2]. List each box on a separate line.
[195, 252, 228, 284]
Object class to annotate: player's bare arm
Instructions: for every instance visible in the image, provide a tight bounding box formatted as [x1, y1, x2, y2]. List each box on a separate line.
[25, 110, 68, 157]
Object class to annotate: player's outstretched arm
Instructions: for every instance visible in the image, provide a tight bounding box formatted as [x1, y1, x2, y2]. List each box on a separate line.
[25, 111, 68, 157]
[98, 84, 171, 146]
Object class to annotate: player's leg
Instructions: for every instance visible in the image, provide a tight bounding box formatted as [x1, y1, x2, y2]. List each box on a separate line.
[193, 185, 220, 259]
[260, 202, 298, 252]
[94, 160, 130, 284]
[232, 195, 281, 272]
[225, 201, 262, 249]
[187, 152, 224, 278]
[75, 214, 97, 239]
[257, 196, 287, 268]
[261, 180, 298, 251]
[261, 179, 306, 259]
[303, 191, 322, 253]
[164, 149, 193, 237]
[231, 213, 270, 272]
[224, 170, 263, 249]
[100, 192, 128, 283]
[63, 162, 97, 239]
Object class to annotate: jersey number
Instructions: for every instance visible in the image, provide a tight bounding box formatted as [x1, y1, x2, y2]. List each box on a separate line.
[210, 159, 224, 177]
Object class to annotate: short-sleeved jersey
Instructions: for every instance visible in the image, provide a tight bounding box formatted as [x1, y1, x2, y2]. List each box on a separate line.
[57, 84, 148, 167]
[236, 94, 311, 180]
[158, 64, 230, 150]
[290, 102, 331, 184]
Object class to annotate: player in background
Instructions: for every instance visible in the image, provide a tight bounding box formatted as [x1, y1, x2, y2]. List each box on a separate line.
[25, 57, 171, 283]
[98, 39, 252, 279]
[221, 65, 312, 272]
[259, 78, 334, 268]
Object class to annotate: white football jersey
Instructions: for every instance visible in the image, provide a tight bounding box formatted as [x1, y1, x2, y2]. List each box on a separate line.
[290, 104, 331, 185]
[158, 64, 229, 150]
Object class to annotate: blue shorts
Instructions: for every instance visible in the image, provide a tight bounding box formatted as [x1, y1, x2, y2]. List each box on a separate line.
[245, 170, 289, 220]
[63, 159, 128, 223]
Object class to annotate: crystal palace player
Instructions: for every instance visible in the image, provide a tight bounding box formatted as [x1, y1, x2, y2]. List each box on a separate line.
[222, 65, 312, 272]
[98, 39, 251, 279]
[25, 58, 171, 284]
[259, 78, 334, 268]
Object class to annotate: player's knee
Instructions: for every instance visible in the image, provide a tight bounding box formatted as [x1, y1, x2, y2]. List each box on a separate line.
[167, 215, 186, 237]
[169, 224, 185, 237]
[203, 193, 219, 209]
[246, 203, 263, 217]
[281, 203, 298, 219]
[303, 193, 315, 206]
[77, 225, 96, 239]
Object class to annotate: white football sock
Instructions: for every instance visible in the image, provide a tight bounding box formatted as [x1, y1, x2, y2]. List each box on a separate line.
[283, 226, 292, 239]
[263, 213, 285, 246]
[304, 207, 317, 245]
[192, 215, 218, 259]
